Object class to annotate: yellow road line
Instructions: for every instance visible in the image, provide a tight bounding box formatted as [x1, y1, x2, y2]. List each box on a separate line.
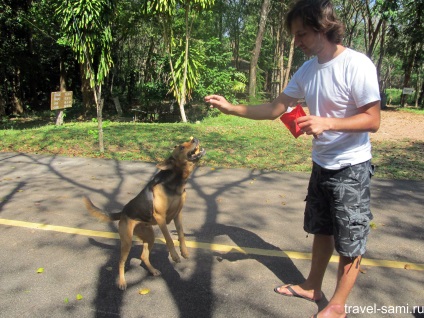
[1, 218, 423, 271]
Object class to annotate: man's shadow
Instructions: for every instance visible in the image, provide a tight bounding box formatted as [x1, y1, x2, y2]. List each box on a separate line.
[210, 224, 329, 310]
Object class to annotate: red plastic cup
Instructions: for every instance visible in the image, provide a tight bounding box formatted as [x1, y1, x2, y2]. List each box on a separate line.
[280, 104, 306, 138]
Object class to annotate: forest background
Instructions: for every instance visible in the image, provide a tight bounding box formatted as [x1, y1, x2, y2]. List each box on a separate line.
[1, 0, 423, 181]
[1, 0, 423, 124]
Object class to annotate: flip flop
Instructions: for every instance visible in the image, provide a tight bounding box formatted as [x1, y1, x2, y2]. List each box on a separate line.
[273, 284, 316, 302]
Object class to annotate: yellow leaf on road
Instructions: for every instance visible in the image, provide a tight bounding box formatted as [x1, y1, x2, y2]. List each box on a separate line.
[138, 288, 150, 295]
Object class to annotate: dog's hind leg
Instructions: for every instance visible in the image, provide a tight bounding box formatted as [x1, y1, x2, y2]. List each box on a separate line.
[117, 218, 136, 290]
[134, 225, 161, 276]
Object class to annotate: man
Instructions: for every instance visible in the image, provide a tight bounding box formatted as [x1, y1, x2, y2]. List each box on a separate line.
[204, 0, 381, 317]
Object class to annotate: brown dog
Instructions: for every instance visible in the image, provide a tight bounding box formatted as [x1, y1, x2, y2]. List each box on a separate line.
[83, 137, 205, 290]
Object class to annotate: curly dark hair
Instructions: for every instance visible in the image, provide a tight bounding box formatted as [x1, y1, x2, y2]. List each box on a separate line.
[285, 0, 345, 44]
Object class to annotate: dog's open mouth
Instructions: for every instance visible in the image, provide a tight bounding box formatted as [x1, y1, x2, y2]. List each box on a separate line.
[188, 138, 206, 161]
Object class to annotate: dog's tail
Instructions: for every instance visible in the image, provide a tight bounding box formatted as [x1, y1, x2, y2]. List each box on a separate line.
[83, 196, 121, 222]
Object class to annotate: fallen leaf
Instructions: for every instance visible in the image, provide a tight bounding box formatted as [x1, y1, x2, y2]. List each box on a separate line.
[76, 294, 83, 300]
[138, 288, 150, 295]
[64, 298, 69, 304]
[37, 268, 44, 274]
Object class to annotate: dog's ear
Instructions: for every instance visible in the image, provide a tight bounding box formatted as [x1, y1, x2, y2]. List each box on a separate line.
[156, 157, 175, 171]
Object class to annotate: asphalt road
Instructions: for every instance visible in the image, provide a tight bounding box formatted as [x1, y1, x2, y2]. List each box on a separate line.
[0, 152, 423, 318]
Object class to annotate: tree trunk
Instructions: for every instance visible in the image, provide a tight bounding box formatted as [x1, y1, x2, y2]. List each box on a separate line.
[56, 54, 67, 126]
[376, 20, 386, 92]
[80, 62, 93, 116]
[113, 97, 123, 116]
[248, 0, 271, 100]
[271, 20, 284, 99]
[179, 4, 190, 123]
[93, 85, 104, 153]
[0, 89, 5, 116]
[283, 37, 295, 90]
[415, 64, 423, 108]
[12, 67, 24, 115]
[418, 79, 424, 109]
[400, 44, 418, 107]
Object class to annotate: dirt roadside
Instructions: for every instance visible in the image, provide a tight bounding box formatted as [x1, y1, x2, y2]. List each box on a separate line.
[371, 110, 424, 142]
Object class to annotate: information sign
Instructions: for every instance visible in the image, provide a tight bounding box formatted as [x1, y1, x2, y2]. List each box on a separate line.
[51, 91, 73, 110]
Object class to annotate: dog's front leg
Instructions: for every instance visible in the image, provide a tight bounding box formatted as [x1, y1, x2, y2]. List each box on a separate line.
[155, 215, 181, 263]
[174, 211, 189, 259]
[117, 218, 137, 290]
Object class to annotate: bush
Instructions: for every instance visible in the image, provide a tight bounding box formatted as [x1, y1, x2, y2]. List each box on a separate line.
[193, 38, 247, 104]
[386, 88, 416, 106]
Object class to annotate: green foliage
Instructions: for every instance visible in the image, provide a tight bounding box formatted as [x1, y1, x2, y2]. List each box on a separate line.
[2, 0, 423, 118]
[170, 39, 205, 103]
[232, 72, 248, 93]
[141, 81, 169, 102]
[55, 0, 115, 87]
[88, 118, 111, 140]
[194, 38, 247, 103]
[147, 0, 215, 118]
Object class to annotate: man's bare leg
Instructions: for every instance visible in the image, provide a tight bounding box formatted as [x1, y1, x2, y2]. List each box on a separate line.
[313, 255, 362, 318]
[275, 234, 334, 301]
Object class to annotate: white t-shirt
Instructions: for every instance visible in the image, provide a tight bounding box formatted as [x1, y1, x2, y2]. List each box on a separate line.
[284, 48, 381, 170]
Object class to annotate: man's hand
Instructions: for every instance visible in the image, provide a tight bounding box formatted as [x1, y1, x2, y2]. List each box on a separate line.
[297, 115, 329, 137]
[204, 95, 233, 115]
[296, 101, 381, 136]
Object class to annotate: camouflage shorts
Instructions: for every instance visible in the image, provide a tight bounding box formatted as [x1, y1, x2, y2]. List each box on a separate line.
[304, 161, 374, 258]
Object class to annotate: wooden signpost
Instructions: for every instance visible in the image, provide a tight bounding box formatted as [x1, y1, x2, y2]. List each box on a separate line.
[50, 91, 73, 110]
[51, 91, 73, 125]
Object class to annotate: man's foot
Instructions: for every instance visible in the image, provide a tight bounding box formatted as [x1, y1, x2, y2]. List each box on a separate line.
[311, 304, 346, 318]
[274, 284, 322, 302]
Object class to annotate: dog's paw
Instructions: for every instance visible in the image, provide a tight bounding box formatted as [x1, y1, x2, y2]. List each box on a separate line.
[150, 268, 161, 276]
[170, 253, 181, 263]
[180, 249, 189, 259]
[117, 280, 127, 291]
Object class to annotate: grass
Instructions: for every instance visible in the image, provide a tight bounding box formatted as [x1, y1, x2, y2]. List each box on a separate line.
[1, 112, 423, 180]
